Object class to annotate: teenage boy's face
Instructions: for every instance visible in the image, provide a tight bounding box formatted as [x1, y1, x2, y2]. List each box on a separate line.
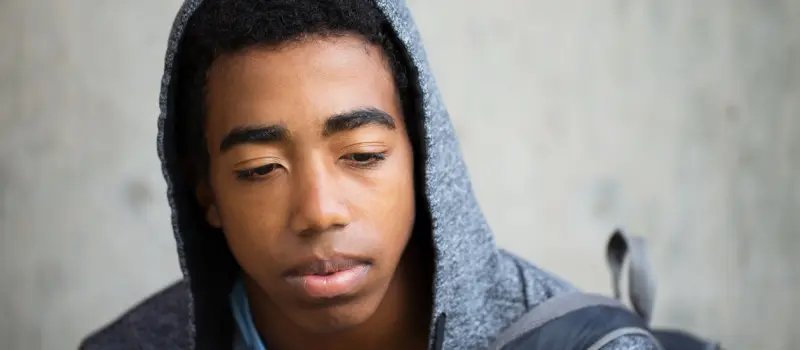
[199, 35, 416, 333]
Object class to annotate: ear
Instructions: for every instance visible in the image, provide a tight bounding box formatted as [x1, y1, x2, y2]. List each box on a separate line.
[196, 180, 222, 228]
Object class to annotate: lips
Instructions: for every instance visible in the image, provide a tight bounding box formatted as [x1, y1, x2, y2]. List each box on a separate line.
[286, 258, 366, 277]
[284, 256, 372, 299]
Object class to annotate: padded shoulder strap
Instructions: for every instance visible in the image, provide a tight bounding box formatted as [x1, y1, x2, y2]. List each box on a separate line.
[607, 229, 657, 324]
[490, 293, 634, 350]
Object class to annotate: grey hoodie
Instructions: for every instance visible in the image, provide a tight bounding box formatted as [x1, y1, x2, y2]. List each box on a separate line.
[80, 0, 660, 349]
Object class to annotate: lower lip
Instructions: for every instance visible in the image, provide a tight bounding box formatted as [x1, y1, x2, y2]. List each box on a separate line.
[285, 264, 371, 299]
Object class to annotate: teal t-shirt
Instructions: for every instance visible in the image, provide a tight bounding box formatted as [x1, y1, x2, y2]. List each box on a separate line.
[230, 279, 267, 350]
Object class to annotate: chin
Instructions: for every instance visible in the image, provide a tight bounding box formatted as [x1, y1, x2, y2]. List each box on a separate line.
[288, 289, 386, 334]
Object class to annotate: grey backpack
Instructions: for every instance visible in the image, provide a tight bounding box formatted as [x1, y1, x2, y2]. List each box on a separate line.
[490, 230, 723, 350]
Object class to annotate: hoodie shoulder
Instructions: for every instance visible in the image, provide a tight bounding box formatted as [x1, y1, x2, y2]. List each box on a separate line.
[79, 280, 192, 350]
[498, 249, 577, 304]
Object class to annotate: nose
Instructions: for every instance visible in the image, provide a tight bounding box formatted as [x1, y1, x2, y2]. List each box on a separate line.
[289, 162, 351, 235]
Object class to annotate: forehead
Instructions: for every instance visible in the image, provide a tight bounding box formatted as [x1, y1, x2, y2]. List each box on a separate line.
[203, 35, 400, 139]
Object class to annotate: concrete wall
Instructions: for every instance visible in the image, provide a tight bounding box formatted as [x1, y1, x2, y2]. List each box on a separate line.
[1, 0, 798, 348]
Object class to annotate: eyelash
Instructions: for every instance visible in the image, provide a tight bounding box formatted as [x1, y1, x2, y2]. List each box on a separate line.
[341, 152, 387, 169]
[234, 152, 387, 181]
[235, 163, 281, 181]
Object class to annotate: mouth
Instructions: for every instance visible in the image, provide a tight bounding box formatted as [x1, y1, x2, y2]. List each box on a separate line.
[284, 257, 372, 300]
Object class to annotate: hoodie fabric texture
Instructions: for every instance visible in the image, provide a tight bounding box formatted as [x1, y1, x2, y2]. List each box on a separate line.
[80, 0, 660, 349]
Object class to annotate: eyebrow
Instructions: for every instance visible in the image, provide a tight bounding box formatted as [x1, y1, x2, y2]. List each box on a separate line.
[220, 124, 289, 152]
[323, 107, 396, 136]
[218, 107, 396, 153]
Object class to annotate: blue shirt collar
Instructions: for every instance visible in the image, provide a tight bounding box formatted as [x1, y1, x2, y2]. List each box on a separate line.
[229, 278, 267, 350]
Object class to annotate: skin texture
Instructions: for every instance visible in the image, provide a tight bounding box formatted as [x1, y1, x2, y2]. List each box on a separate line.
[198, 35, 428, 350]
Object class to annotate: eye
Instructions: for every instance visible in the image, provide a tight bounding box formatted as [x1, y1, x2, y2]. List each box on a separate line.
[341, 152, 387, 168]
[235, 163, 281, 181]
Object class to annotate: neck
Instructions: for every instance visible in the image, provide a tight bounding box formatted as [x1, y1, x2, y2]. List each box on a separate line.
[246, 247, 432, 350]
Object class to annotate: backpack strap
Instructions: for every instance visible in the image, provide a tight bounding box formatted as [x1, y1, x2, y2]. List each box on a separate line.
[489, 292, 663, 350]
[607, 229, 657, 324]
[607, 230, 724, 350]
[491, 230, 719, 350]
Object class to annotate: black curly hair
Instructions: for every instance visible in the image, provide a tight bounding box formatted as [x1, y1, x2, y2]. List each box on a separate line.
[174, 0, 416, 180]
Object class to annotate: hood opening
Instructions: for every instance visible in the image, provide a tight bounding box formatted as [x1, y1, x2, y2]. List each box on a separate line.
[158, 0, 504, 348]
[161, 0, 435, 346]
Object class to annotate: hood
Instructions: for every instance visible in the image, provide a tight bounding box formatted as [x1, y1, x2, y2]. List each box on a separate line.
[157, 0, 511, 348]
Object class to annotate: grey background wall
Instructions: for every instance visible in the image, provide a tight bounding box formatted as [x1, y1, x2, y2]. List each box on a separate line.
[1, 0, 798, 349]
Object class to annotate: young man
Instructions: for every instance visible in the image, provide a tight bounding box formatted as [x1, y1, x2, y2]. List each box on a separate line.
[81, 0, 662, 349]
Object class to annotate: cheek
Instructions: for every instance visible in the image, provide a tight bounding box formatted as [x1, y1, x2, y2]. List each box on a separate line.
[349, 142, 416, 249]
[211, 178, 290, 275]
